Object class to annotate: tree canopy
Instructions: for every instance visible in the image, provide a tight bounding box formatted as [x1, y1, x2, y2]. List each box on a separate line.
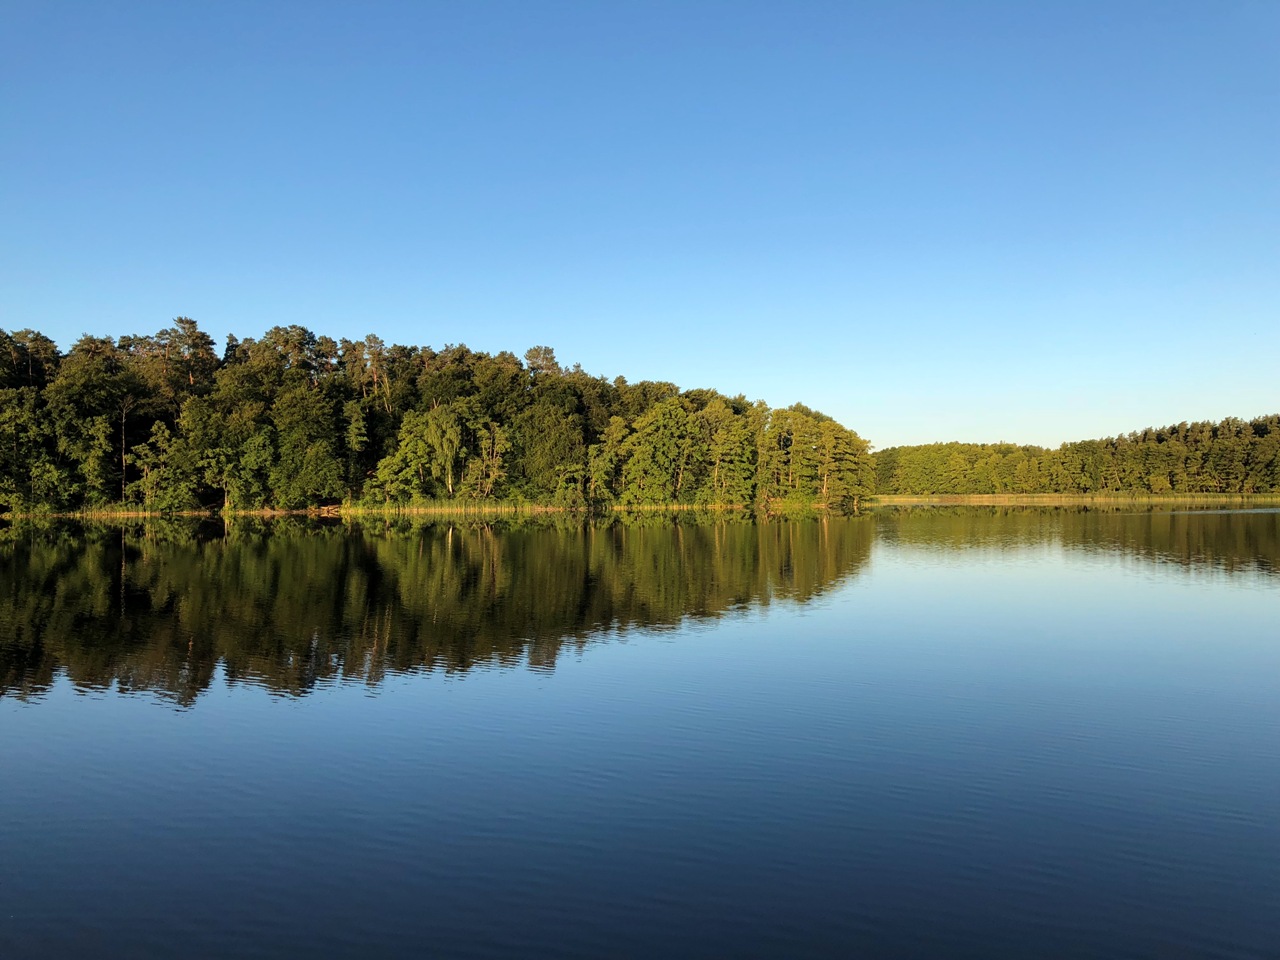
[4, 319, 1275, 513]
[874, 417, 1280, 495]
[0, 321, 872, 514]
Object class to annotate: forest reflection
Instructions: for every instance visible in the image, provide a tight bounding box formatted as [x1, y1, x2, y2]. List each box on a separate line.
[873, 505, 1280, 578]
[0, 513, 873, 706]
[2, 507, 1274, 707]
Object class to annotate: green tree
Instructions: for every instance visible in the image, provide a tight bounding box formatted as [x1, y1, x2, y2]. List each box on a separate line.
[268, 385, 344, 507]
[619, 398, 702, 505]
[695, 398, 756, 505]
[125, 421, 200, 510]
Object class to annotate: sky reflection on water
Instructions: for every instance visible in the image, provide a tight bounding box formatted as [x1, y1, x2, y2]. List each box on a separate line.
[1, 509, 1277, 959]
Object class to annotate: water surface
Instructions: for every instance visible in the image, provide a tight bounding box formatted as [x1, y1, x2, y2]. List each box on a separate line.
[2, 509, 1277, 958]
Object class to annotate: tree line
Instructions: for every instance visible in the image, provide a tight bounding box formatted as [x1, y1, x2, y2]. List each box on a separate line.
[873, 416, 1280, 495]
[4, 319, 1275, 511]
[0, 320, 873, 513]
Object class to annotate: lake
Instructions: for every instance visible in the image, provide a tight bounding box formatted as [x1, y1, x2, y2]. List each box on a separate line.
[1, 508, 1277, 959]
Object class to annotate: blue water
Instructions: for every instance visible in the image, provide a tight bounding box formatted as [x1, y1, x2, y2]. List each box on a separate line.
[1, 511, 1277, 958]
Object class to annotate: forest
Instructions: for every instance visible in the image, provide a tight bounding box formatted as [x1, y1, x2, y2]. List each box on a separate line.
[874, 416, 1280, 495]
[0, 320, 872, 513]
[2, 319, 1277, 514]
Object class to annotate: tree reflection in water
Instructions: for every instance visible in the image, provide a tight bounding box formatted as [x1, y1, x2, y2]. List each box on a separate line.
[0, 513, 873, 706]
[3, 506, 1274, 708]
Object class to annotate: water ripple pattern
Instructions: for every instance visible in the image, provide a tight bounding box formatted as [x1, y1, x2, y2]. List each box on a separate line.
[1, 510, 1277, 958]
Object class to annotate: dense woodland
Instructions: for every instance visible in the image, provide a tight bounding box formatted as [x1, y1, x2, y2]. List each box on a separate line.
[2, 319, 1276, 513]
[874, 416, 1280, 495]
[0, 320, 872, 513]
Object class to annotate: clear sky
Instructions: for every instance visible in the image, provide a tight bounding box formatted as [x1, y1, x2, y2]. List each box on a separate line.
[2, 0, 1276, 449]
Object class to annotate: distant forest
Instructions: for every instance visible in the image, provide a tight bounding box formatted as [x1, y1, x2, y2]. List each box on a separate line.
[875, 417, 1280, 495]
[0, 320, 872, 513]
[2, 319, 1276, 514]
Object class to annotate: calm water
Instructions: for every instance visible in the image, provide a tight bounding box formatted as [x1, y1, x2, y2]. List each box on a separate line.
[1, 508, 1277, 959]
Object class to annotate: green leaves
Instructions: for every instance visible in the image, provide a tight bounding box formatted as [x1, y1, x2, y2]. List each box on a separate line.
[17, 319, 1275, 515]
[873, 416, 1280, 496]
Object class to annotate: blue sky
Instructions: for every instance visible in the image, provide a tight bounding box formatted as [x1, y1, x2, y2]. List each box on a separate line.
[2, 0, 1276, 448]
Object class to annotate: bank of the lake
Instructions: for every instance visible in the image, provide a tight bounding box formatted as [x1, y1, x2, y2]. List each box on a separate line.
[20, 493, 1280, 526]
[2, 500, 792, 522]
[868, 493, 1280, 507]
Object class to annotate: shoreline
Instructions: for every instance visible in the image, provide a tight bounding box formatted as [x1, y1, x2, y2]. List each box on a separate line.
[4, 493, 1280, 522]
[1, 502, 755, 522]
[866, 493, 1280, 506]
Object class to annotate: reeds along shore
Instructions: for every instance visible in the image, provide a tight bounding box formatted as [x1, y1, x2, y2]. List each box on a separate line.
[4, 501, 760, 522]
[6, 493, 1280, 525]
[866, 493, 1280, 506]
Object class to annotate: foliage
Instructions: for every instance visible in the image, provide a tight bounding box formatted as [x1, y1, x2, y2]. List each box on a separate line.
[873, 416, 1280, 496]
[13, 318, 1269, 513]
[0, 320, 874, 514]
